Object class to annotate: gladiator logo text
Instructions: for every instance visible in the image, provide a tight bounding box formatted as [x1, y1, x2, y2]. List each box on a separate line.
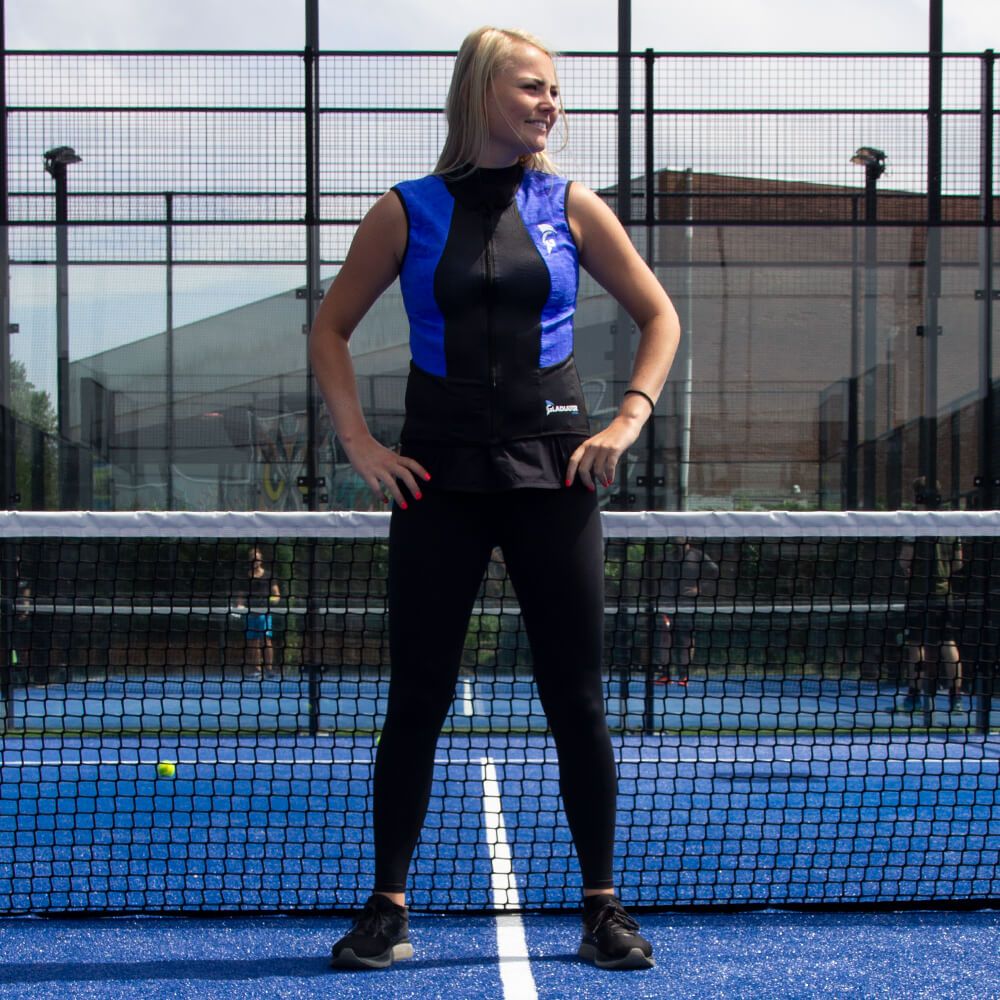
[537, 223, 558, 255]
[545, 399, 580, 416]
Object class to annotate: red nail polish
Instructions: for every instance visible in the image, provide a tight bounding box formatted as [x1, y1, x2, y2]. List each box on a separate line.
[565, 479, 572, 487]
[415, 492, 423, 500]
[424, 473, 432, 481]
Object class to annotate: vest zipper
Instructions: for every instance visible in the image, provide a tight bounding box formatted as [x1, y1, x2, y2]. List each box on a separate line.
[483, 209, 497, 442]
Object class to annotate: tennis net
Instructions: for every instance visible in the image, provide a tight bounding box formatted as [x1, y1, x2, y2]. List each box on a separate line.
[0, 509, 998, 914]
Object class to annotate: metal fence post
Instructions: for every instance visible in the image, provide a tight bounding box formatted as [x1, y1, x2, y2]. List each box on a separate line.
[920, 0, 943, 507]
[977, 50, 995, 513]
[304, 0, 323, 733]
[614, 0, 634, 509]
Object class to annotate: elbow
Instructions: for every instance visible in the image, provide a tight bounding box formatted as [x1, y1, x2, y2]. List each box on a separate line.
[664, 297, 681, 339]
[307, 321, 347, 368]
[307, 319, 327, 362]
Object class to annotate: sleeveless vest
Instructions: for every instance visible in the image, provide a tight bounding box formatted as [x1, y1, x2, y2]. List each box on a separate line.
[393, 167, 589, 447]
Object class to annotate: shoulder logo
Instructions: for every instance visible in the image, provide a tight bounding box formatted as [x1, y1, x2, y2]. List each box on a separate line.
[537, 223, 557, 255]
[545, 399, 580, 416]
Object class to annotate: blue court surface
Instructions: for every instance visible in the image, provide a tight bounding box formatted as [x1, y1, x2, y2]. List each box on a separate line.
[0, 908, 999, 998]
[3, 672, 999, 734]
[1, 728, 998, 911]
[1, 672, 999, 997]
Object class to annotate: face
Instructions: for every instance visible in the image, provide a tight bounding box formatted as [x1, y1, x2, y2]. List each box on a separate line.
[481, 43, 560, 167]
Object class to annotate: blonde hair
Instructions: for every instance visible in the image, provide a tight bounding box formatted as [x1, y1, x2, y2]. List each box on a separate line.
[435, 26, 565, 175]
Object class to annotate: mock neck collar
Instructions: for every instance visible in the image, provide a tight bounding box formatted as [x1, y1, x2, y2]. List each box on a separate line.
[442, 162, 524, 210]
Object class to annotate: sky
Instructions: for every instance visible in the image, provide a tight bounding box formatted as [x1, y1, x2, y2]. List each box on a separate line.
[6, 0, 1000, 53]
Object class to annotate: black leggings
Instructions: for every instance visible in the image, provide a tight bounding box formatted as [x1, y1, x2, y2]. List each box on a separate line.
[372, 486, 617, 893]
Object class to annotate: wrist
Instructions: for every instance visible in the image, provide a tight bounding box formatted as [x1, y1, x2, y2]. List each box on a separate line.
[616, 407, 647, 426]
[620, 388, 656, 422]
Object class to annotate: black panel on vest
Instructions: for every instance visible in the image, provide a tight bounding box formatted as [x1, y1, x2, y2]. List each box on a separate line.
[433, 172, 551, 382]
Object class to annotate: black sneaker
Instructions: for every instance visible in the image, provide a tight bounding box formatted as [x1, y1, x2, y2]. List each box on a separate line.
[330, 894, 414, 969]
[578, 894, 654, 970]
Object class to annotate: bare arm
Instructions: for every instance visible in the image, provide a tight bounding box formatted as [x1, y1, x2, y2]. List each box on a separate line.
[565, 183, 681, 490]
[307, 192, 429, 507]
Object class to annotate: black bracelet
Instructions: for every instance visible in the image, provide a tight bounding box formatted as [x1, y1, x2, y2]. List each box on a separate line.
[623, 388, 656, 412]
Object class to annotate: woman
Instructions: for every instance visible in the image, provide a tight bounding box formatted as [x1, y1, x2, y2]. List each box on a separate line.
[310, 26, 680, 971]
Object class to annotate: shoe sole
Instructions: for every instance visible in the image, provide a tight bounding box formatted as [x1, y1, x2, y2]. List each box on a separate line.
[578, 942, 655, 970]
[330, 942, 414, 970]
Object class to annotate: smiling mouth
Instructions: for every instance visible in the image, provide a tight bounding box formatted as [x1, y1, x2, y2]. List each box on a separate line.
[525, 120, 549, 133]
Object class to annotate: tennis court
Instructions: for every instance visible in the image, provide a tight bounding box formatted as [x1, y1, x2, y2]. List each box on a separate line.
[1, 510, 999, 996]
[1, 728, 998, 997]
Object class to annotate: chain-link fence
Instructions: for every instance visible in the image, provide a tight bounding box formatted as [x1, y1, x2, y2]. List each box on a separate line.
[1, 47, 997, 512]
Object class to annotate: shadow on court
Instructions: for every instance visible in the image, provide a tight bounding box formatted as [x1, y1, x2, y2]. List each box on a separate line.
[1, 911, 999, 999]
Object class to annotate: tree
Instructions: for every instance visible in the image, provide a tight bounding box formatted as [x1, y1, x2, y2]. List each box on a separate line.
[10, 361, 56, 432]
[8, 361, 57, 508]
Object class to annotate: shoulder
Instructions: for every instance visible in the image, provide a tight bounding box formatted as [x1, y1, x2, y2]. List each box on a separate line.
[563, 182, 629, 259]
[349, 189, 410, 263]
[358, 188, 408, 229]
[392, 173, 449, 205]
[394, 172, 441, 190]
[564, 180, 611, 218]
[521, 169, 570, 191]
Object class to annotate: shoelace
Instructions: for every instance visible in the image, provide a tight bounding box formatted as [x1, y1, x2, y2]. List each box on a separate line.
[351, 898, 396, 938]
[589, 900, 640, 936]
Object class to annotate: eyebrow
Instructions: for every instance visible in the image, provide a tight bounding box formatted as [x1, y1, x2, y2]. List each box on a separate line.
[519, 75, 557, 88]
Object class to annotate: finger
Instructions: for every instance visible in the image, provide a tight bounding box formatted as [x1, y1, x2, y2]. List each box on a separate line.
[379, 472, 409, 509]
[578, 446, 609, 489]
[574, 454, 598, 492]
[596, 447, 621, 487]
[566, 447, 598, 490]
[398, 456, 432, 483]
[364, 462, 409, 508]
[362, 473, 392, 506]
[393, 465, 425, 501]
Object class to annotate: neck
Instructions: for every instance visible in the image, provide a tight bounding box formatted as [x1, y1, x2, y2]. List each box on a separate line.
[474, 149, 526, 170]
[473, 142, 526, 170]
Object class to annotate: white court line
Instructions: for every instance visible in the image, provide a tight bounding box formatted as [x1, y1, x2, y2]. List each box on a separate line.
[482, 757, 538, 1000]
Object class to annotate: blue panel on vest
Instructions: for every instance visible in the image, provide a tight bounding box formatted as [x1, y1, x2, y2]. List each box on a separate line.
[395, 176, 454, 377]
[515, 172, 579, 368]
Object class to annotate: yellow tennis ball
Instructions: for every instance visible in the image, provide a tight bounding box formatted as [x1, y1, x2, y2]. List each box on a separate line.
[157, 761, 176, 778]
